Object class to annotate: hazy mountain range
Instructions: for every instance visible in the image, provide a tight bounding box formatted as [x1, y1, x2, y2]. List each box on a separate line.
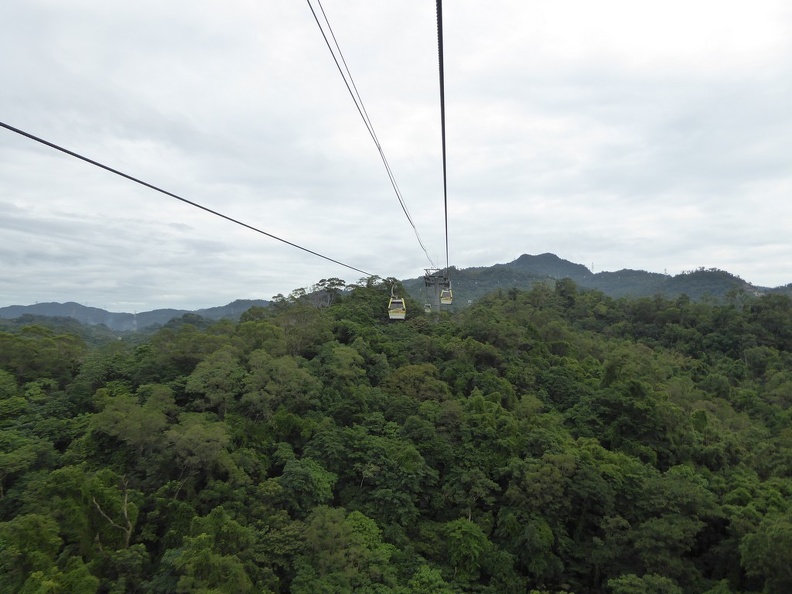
[3, 254, 790, 331]
[402, 252, 792, 305]
[0, 299, 269, 332]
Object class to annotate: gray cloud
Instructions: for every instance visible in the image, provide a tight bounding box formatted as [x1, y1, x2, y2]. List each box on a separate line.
[2, 0, 792, 311]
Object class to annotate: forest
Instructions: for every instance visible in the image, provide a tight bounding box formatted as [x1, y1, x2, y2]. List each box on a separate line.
[1, 278, 791, 593]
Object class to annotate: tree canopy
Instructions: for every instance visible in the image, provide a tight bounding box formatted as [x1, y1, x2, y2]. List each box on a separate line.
[1, 279, 791, 593]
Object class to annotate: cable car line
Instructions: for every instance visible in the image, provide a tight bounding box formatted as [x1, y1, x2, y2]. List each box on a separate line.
[307, 0, 433, 266]
[436, 0, 450, 278]
[312, 0, 379, 151]
[306, 0, 436, 269]
[0, 120, 376, 278]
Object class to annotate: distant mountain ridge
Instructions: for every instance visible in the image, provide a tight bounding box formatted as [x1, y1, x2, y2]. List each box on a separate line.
[403, 252, 792, 305]
[3, 254, 791, 329]
[0, 299, 269, 331]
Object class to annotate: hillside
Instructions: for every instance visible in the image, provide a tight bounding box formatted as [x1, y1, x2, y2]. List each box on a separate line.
[1, 280, 791, 592]
[0, 299, 270, 331]
[2, 254, 790, 329]
[404, 253, 775, 305]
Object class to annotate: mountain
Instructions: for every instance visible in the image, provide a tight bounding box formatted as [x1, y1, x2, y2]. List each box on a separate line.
[509, 252, 592, 279]
[0, 299, 269, 331]
[403, 253, 785, 305]
[0, 302, 138, 328]
[3, 254, 790, 329]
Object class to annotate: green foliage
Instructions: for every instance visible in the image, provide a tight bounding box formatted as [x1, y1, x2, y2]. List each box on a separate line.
[0, 431, 54, 498]
[291, 506, 399, 593]
[608, 573, 683, 593]
[740, 510, 792, 592]
[90, 389, 170, 463]
[0, 513, 64, 593]
[170, 507, 259, 593]
[276, 454, 337, 516]
[442, 517, 491, 581]
[185, 346, 245, 420]
[406, 564, 455, 593]
[165, 413, 236, 490]
[4, 281, 792, 593]
[0, 327, 86, 387]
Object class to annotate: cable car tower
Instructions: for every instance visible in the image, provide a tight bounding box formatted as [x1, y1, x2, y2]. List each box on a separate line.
[424, 268, 452, 312]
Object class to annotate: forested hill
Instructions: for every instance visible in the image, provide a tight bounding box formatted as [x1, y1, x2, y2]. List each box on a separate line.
[2, 278, 792, 593]
[5, 254, 792, 333]
[0, 299, 270, 331]
[403, 253, 792, 304]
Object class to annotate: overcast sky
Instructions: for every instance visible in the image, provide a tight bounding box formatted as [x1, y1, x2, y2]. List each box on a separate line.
[2, 0, 791, 312]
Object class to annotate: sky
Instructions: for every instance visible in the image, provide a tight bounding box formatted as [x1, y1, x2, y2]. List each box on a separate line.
[2, 0, 792, 312]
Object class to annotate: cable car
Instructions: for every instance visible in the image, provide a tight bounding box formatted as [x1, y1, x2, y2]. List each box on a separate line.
[388, 287, 406, 320]
[424, 303, 432, 313]
[440, 287, 453, 305]
[388, 297, 406, 320]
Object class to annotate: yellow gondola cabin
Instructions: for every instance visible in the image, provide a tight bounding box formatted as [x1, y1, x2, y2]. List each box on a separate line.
[388, 296, 406, 320]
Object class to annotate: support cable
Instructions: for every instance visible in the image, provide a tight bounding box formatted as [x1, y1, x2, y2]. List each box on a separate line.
[436, 0, 450, 278]
[0, 120, 376, 277]
[306, 0, 436, 268]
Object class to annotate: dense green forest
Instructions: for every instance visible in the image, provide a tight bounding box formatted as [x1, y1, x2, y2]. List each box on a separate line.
[1, 278, 791, 593]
